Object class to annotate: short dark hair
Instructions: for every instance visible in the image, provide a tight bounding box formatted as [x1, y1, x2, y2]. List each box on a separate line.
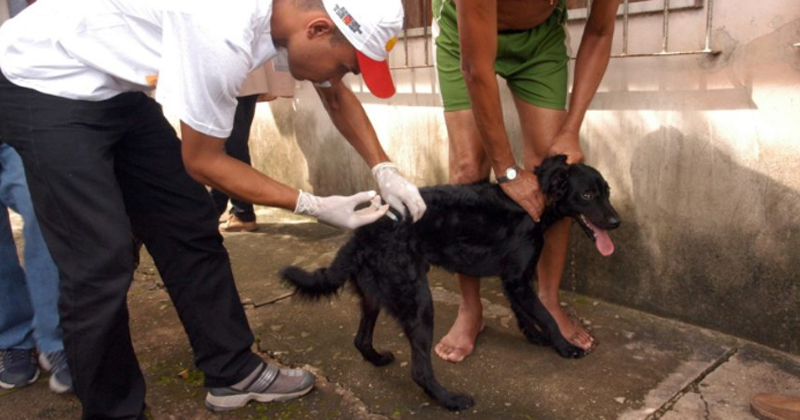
[294, 0, 325, 11]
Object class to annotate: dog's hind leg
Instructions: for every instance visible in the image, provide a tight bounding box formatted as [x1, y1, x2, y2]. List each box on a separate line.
[400, 278, 474, 411]
[354, 295, 395, 366]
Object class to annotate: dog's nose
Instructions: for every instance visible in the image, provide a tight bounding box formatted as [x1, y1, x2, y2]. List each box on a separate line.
[607, 216, 621, 229]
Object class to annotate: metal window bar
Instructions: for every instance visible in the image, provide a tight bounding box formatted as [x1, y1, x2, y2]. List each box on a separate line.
[615, 0, 720, 58]
[424, 0, 429, 65]
[389, 0, 721, 70]
[662, 0, 670, 53]
[391, 0, 433, 69]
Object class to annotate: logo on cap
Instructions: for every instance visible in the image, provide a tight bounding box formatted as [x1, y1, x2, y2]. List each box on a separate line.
[333, 5, 363, 34]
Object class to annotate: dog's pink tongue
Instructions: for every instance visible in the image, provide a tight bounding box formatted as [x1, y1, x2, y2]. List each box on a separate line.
[586, 219, 615, 256]
[595, 229, 614, 256]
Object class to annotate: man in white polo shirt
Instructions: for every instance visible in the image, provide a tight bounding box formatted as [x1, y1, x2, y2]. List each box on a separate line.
[0, 0, 425, 418]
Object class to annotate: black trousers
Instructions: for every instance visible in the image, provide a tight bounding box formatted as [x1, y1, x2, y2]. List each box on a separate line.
[210, 94, 258, 222]
[0, 73, 262, 419]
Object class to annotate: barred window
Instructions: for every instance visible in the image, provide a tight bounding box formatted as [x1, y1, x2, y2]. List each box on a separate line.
[568, 0, 703, 20]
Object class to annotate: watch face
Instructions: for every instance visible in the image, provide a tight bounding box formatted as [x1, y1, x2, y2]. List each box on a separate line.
[506, 167, 518, 180]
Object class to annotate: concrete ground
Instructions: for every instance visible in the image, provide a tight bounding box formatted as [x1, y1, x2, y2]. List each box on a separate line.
[2, 214, 800, 420]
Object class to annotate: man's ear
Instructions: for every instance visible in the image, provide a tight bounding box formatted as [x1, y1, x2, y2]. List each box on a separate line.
[307, 18, 336, 40]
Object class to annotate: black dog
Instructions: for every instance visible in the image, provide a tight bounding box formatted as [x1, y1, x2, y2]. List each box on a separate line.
[281, 155, 620, 411]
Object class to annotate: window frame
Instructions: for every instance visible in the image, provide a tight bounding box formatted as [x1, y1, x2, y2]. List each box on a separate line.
[567, 0, 703, 21]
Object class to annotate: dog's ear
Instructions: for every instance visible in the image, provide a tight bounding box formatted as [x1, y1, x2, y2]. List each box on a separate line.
[534, 155, 569, 202]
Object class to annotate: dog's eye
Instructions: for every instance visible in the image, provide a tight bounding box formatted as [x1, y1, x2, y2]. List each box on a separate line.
[581, 192, 594, 201]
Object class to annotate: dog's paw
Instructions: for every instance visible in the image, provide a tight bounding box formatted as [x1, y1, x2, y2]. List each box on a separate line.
[366, 351, 395, 366]
[554, 342, 586, 359]
[521, 326, 552, 346]
[441, 392, 475, 411]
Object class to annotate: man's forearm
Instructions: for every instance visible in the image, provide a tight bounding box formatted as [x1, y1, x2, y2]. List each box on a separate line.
[464, 73, 517, 173]
[563, 0, 619, 133]
[317, 83, 389, 168]
[180, 122, 300, 210]
[563, 32, 613, 134]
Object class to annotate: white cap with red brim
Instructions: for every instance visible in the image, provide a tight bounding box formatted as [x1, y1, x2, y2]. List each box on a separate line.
[321, 0, 403, 99]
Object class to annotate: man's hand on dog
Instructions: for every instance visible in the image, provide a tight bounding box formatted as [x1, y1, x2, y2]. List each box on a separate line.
[549, 131, 585, 164]
[372, 162, 427, 222]
[500, 170, 545, 222]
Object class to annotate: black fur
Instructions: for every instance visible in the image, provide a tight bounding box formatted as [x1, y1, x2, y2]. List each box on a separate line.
[281, 155, 620, 411]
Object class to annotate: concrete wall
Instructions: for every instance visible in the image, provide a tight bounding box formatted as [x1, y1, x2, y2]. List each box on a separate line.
[245, 0, 800, 354]
[571, 0, 800, 355]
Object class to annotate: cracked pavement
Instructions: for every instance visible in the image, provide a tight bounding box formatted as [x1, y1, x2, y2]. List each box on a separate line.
[2, 220, 800, 420]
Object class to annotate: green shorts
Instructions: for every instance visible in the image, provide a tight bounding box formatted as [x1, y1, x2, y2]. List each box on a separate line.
[433, 0, 569, 111]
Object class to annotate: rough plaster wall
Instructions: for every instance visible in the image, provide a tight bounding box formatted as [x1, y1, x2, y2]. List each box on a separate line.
[245, 1, 800, 354]
[569, 1, 800, 354]
[248, 66, 451, 197]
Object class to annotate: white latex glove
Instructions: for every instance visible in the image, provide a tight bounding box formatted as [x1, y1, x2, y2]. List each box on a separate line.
[294, 190, 389, 230]
[371, 162, 427, 222]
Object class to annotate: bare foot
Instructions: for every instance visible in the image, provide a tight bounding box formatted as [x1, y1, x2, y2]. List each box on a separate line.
[540, 296, 596, 351]
[435, 307, 485, 363]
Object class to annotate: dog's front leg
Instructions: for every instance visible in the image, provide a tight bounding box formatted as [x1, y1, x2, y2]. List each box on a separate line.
[500, 266, 552, 347]
[501, 266, 585, 359]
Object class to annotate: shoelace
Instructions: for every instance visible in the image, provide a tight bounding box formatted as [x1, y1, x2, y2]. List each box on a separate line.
[46, 351, 69, 373]
[0, 349, 33, 369]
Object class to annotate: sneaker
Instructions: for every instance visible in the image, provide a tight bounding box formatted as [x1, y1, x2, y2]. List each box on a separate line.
[0, 348, 40, 389]
[220, 214, 258, 233]
[39, 350, 72, 394]
[205, 363, 315, 412]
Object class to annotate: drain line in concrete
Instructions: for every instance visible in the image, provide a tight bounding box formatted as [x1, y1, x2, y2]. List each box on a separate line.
[646, 346, 739, 419]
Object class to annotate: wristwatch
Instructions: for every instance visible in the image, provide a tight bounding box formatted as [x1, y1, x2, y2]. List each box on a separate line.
[497, 166, 520, 184]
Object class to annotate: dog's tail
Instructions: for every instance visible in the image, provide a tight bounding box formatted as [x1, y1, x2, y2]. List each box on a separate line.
[280, 241, 356, 298]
